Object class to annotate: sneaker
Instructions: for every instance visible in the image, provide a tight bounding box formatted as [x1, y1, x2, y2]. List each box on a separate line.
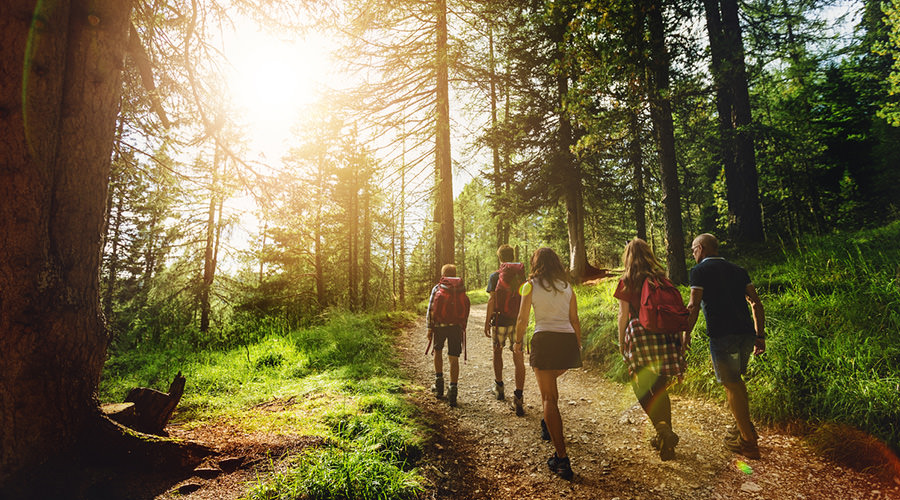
[492, 381, 505, 401]
[431, 377, 444, 399]
[724, 433, 760, 459]
[513, 394, 525, 416]
[447, 384, 458, 407]
[540, 419, 551, 441]
[655, 423, 679, 461]
[547, 453, 574, 480]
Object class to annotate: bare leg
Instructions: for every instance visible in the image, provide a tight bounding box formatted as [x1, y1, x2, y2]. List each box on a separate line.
[534, 367, 568, 458]
[492, 342, 504, 382]
[723, 380, 756, 442]
[433, 350, 443, 375]
[449, 355, 460, 384]
[513, 349, 526, 391]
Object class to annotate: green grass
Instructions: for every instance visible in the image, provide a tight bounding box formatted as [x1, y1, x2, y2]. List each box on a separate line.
[99, 309, 428, 499]
[581, 221, 900, 451]
[245, 447, 423, 500]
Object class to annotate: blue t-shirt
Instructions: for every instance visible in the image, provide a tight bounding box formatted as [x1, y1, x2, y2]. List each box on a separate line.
[689, 257, 755, 338]
[486, 271, 500, 293]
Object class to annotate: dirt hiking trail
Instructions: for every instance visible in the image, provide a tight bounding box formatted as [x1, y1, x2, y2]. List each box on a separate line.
[401, 303, 900, 500]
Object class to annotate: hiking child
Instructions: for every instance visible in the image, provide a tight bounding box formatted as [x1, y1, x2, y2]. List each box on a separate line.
[686, 233, 766, 459]
[514, 248, 582, 480]
[426, 264, 471, 407]
[484, 244, 527, 416]
[613, 238, 690, 461]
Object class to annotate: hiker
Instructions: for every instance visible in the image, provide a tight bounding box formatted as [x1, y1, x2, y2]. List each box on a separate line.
[613, 238, 689, 461]
[686, 233, 766, 459]
[484, 244, 527, 416]
[514, 247, 582, 480]
[426, 264, 471, 407]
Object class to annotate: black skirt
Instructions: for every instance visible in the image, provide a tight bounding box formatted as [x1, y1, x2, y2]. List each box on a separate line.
[529, 331, 582, 370]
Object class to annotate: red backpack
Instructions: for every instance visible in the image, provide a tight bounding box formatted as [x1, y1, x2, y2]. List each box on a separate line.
[494, 262, 525, 323]
[432, 277, 469, 326]
[638, 276, 690, 333]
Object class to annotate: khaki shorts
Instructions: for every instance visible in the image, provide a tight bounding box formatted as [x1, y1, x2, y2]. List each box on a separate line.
[492, 325, 516, 350]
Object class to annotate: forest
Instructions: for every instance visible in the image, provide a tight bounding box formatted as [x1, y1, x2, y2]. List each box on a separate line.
[2, 0, 899, 497]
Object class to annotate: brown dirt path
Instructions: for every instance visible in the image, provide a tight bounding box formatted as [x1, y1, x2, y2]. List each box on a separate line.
[401, 303, 900, 500]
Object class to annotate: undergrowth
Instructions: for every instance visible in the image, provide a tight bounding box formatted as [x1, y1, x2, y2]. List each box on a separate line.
[99, 309, 426, 500]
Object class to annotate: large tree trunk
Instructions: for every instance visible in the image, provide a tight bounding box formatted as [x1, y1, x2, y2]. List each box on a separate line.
[628, 106, 648, 241]
[644, 0, 688, 284]
[703, 0, 764, 243]
[550, 10, 588, 282]
[0, 0, 134, 482]
[314, 160, 326, 308]
[362, 179, 371, 309]
[488, 26, 508, 248]
[435, 0, 454, 271]
[200, 145, 221, 333]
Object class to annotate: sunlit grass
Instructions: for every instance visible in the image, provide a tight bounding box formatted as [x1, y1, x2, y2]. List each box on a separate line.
[100, 309, 430, 498]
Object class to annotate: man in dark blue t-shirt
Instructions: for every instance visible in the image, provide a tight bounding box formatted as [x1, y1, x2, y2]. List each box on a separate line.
[687, 233, 766, 460]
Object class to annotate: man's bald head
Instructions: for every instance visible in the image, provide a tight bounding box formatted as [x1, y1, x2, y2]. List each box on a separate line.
[691, 233, 719, 262]
[693, 233, 719, 253]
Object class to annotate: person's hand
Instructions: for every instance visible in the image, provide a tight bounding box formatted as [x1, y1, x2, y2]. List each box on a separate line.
[681, 331, 692, 354]
[427, 329, 433, 342]
[753, 337, 766, 356]
[484, 324, 491, 337]
[513, 341, 523, 354]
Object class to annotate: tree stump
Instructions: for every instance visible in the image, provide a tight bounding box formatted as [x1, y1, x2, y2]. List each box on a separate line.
[107, 372, 186, 436]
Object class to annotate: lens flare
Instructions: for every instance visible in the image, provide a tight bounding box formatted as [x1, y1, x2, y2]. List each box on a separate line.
[736, 460, 753, 475]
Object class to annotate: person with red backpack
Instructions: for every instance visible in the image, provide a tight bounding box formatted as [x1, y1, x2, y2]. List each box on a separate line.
[483, 245, 527, 416]
[426, 264, 471, 407]
[613, 238, 690, 461]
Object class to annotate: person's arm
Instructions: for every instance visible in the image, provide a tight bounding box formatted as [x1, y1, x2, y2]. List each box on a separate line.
[617, 299, 630, 355]
[686, 287, 703, 333]
[746, 283, 766, 355]
[463, 294, 471, 330]
[569, 288, 582, 348]
[484, 293, 495, 337]
[425, 286, 436, 339]
[683, 287, 704, 353]
[513, 282, 532, 354]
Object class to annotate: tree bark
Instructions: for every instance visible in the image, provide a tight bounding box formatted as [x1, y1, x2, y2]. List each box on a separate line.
[703, 0, 765, 243]
[0, 0, 134, 482]
[628, 106, 648, 241]
[489, 26, 506, 248]
[644, 0, 688, 284]
[200, 145, 221, 333]
[435, 0, 455, 270]
[550, 10, 587, 282]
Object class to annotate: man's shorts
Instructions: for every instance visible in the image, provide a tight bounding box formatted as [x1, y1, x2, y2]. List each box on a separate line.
[433, 325, 463, 357]
[708, 334, 756, 384]
[492, 325, 516, 350]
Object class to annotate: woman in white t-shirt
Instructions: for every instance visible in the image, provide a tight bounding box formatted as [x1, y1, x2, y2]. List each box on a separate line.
[514, 247, 582, 480]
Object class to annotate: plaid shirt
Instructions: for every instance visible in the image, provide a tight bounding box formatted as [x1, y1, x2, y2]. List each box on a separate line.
[622, 318, 685, 378]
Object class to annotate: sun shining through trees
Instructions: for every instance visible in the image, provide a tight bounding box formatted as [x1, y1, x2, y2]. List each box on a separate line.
[224, 27, 337, 161]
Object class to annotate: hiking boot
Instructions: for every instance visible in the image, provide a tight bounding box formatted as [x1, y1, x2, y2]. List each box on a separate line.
[431, 376, 444, 399]
[655, 422, 679, 461]
[447, 384, 458, 407]
[492, 381, 505, 401]
[540, 419, 551, 441]
[547, 453, 574, 481]
[725, 433, 760, 459]
[513, 393, 525, 417]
